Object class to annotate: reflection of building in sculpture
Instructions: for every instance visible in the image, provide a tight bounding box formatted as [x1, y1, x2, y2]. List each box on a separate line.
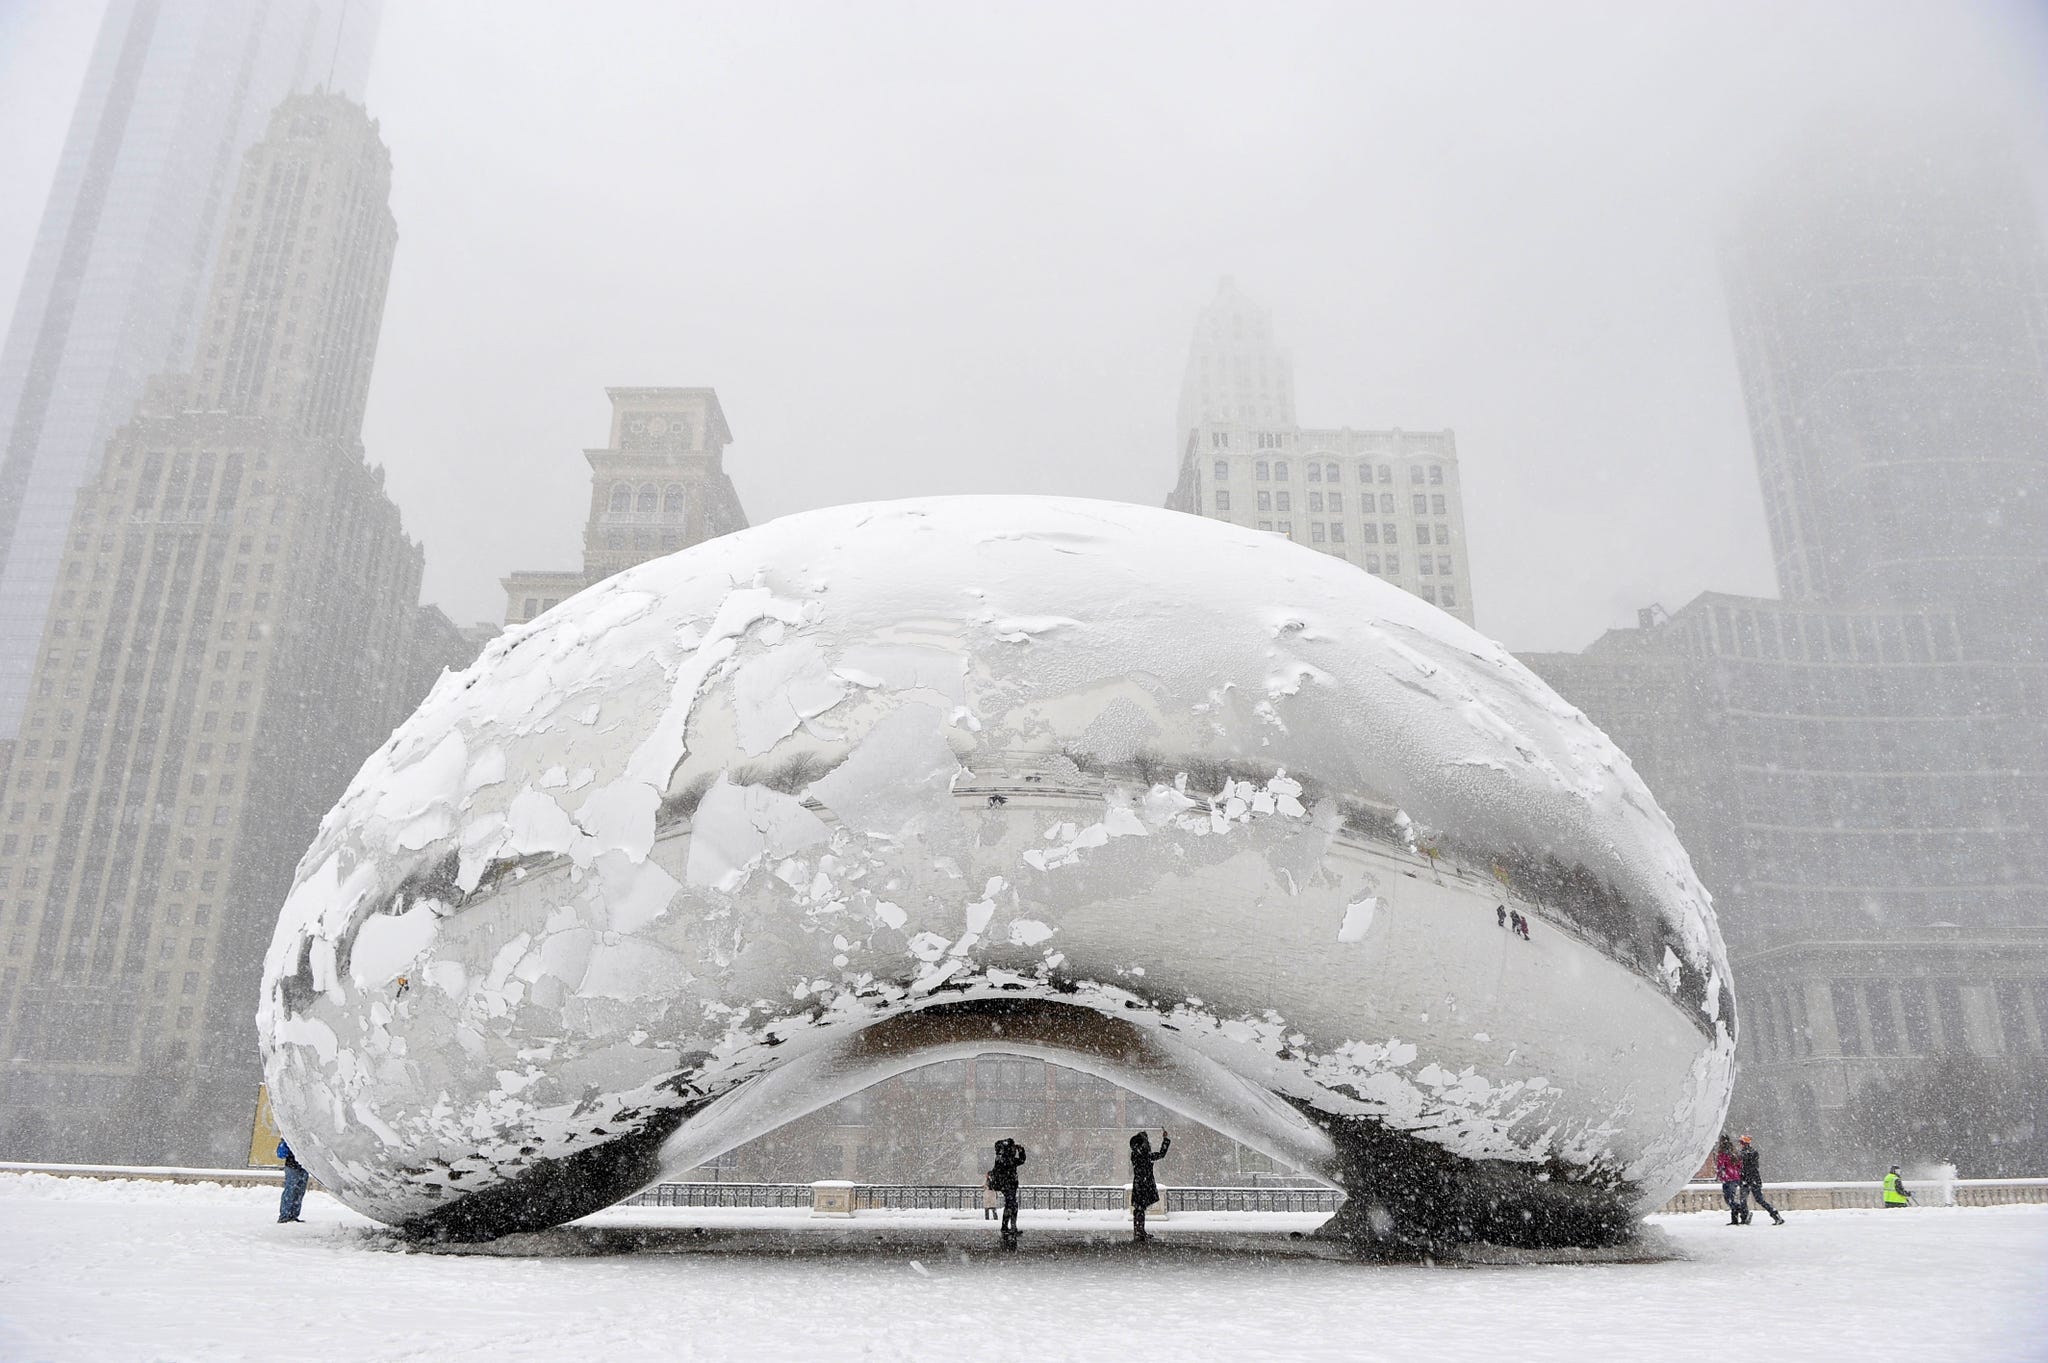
[500, 389, 748, 625]
[1164, 280, 1476, 626]
[0, 95, 464, 1165]
[1523, 128, 2048, 1174]
[688, 1055, 1294, 1187]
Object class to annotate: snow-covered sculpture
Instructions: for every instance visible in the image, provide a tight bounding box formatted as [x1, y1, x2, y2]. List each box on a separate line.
[258, 497, 1734, 1246]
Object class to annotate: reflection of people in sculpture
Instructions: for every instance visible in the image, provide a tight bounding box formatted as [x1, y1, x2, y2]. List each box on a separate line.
[1129, 1129, 1171, 1243]
[990, 1138, 1027, 1246]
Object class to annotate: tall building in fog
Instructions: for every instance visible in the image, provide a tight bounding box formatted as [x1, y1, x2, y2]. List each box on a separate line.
[1164, 280, 1477, 627]
[0, 0, 381, 737]
[500, 388, 748, 625]
[1524, 132, 2048, 1173]
[1723, 132, 2048, 610]
[0, 94, 443, 1164]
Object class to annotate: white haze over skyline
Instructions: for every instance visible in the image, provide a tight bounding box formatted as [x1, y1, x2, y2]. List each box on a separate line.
[3, 1, 2045, 650]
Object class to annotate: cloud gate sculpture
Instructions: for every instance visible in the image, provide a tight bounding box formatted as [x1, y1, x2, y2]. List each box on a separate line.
[258, 497, 1734, 1247]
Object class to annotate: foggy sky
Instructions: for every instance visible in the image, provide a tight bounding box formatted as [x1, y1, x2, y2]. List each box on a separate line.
[4, 2, 2045, 651]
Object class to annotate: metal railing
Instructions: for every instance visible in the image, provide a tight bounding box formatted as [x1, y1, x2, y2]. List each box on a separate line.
[616, 1180, 1344, 1214]
[621, 1181, 812, 1209]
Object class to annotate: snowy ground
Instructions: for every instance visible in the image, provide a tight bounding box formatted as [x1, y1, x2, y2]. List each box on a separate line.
[1, 1173, 2043, 1363]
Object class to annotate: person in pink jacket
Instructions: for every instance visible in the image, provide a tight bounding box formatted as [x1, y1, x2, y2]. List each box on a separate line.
[1714, 1134, 1748, 1225]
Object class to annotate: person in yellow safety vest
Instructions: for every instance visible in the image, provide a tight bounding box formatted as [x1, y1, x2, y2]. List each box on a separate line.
[1883, 1165, 1914, 1207]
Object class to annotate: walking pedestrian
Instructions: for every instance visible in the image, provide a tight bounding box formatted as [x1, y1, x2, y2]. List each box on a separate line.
[982, 1167, 1000, 1221]
[276, 1139, 309, 1224]
[1129, 1129, 1171, 1243]
[1496, 904, 1508, 929]
[1738, 1135, 1784, 1224]
[1713, 1135, 1747, 1226]
[990, 1137, 1028, 1247]
[1882, 1165, 1914, 1208]
[1516, 913, 1531, 941]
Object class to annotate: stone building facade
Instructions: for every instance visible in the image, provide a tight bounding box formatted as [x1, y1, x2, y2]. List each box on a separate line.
[1522, 131, 2048, 1174]
[500, 388, 748, 624]
[1164, 281, 1476, 626]
[0, 95, 456, 1164]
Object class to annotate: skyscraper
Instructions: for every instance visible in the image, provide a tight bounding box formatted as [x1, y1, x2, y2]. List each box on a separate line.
[0, 93, 436, 1165]
[0, 0, 381, 737]
[1523, 129, 2048, 1173]
[1165, 280, 1478, 626]
[1722, 127, 2048, 611]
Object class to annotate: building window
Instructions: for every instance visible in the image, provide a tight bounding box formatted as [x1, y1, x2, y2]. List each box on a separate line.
[664, 484, 685, 515]
[1274, 461, 1289, 481]
[1440, 585, 1456, 606]
[1258, 520, 1272, 531]
[637, 484, 658, 514]
[1378, 465, 1392, 484]
[1419, 585, 1438, 603]
[1330, 523, 1345, 543]
[1310, 523, 1326, 543]
[609, 484, 631, 513]
[1995, 981, 2035, 1053]
[1308, 492, 1323, 512]
[1430, 465, 1444, 484]
[1361, 524, 1379, 544]
[1410, 465, 1424, 484]
[1419, 557, 1433, 575]
[1436, 524, 1451, 545]
[1275, 492, 1290, 513]
[1383, 524, 1398, 544]
[607, 532, 624, 550]
[1324, 463, 1338, 482]
[1415, 524, 1431, 545]
[524, 597, 539, 618]
[1257, 491, 1271, 512]
[1213, 459, 1228, 480]
[1255, 461, 1269, 481]
[1384, 553, 1399, 574]
[1438, 555, 1451, 575]
[1358, 462, 1374, 483]
[1365, 554, 1381, 574]
[1935, 982, 1967, 1049]
[1380, 493, 1395, 513]
[1413, 494, 1428, 515]
[1277, 521, 1292, 537]
[1328, 492, 1343, 514]
[1898, 982, 1932, 1053]
[1306, 463, 1321, 483]
[1215, 491, 1231, 512]
[1865, 982, 1898, 1054]
[1831, 980, 1864, 1055]
[1432, 494, 1447, 515]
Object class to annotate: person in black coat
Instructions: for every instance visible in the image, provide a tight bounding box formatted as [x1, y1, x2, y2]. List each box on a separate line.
[1129, 1129, 1171, 1242]
[1738, 1135, 1784, 1224]
[990, 1137, 1028, 1246]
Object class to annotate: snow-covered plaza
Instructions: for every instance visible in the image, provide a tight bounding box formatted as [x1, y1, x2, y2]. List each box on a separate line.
[1, 1172, 2042, 1363]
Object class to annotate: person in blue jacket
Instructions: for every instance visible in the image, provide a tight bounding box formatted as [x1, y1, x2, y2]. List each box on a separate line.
[276, 1139, 309, 1223]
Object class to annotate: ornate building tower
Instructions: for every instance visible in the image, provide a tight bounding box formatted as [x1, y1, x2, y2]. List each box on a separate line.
[1164, 281, 1477, 627]
[500, 388, 748, 625]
